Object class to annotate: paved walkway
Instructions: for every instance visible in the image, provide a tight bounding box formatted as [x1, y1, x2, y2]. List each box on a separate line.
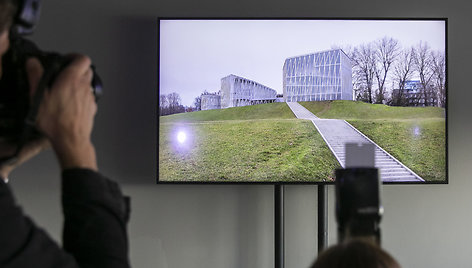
[286, 102, 423, 182]
[286, 102, 319, 119]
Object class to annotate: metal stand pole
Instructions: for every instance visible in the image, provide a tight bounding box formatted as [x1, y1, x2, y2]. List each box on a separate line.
[275, 184, 284, 268]
[318, 184, 328, 253]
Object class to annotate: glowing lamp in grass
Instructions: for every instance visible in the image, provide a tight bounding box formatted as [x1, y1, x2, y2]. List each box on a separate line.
[170, 126, 194, 153]
[177, 131, 187, 144]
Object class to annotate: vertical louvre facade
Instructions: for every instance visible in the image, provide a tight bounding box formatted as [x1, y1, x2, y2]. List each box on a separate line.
[221, 74, 277, 109]
[283, 49, 353, 102]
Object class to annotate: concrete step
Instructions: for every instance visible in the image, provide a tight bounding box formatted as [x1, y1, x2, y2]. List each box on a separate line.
[377, 164, 402, 168]
[380, 170, 412, 175]
[381, 174, 418, 181]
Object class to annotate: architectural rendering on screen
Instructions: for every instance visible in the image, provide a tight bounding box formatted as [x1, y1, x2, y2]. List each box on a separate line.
[201, 75, 278, 110]
[159, 19, 447, 184]
[283, 49, 353, 102]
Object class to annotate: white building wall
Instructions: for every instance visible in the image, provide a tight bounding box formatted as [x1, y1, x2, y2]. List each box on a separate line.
[201, 94, 221, 110]
[221, 74, 277, 108]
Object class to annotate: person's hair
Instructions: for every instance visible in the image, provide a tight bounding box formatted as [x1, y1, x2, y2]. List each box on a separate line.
[0, 0, 17, 33]
[310, 239, 401, 268]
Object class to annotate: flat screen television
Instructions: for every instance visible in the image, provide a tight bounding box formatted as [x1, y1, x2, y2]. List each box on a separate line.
[158, 18, 447, 184]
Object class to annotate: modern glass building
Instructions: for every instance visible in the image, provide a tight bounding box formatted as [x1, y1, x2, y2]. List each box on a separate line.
[283, 49, 353, 102]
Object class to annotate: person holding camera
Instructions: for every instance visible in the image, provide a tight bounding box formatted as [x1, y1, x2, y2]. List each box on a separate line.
[0, 0, 131, 267]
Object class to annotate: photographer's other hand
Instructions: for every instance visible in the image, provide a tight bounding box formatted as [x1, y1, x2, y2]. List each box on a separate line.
[27, 55, 98, 171]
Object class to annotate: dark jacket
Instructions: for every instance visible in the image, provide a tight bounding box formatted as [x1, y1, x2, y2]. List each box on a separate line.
[0, 168, 131, 268]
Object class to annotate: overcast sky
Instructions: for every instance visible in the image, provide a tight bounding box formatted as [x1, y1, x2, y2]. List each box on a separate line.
[159, 19, 446, 107]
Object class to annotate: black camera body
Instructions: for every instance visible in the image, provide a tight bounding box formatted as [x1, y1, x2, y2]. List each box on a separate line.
[0, 0, 101, 164]
[335, 167, 383, 244]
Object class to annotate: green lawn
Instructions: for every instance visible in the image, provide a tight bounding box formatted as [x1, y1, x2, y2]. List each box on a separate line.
[160, 102, 295, 123]
[159, 119, 339, 182]
[300, 100, 446, 182]
[159, 100, 447, 183]
[348, 118, 446, 182]
[300, 100, 445, 120]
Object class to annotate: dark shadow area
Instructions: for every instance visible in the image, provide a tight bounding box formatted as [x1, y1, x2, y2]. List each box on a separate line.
[93, 17, 158, 184]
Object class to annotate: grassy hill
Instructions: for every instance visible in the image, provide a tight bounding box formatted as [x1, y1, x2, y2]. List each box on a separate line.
[160, 102, 295, 123]
[159, 119, 339, 182]
[159, 102, 340, 182]
[300, 100, 445, 120]
[159, 100, 447, 182]
[349, 118, 445, 181]
[300, 100, 446, 182]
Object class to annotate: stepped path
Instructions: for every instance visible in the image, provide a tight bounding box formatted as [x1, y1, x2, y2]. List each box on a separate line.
[286, 102, 424, 182]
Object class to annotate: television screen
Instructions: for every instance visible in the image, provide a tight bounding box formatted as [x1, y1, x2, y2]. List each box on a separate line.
[158, 18, 447, 184]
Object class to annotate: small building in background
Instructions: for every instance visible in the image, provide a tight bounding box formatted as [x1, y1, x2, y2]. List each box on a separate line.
[404, 80, 423, 106]
[201, 92, 221, 110]
[406, 80, 440, 107]
[392, 80, 439, 107]
[275, 94, 284, 102]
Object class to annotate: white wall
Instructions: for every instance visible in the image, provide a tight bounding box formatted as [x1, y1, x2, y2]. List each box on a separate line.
[9, 0, 472, 267]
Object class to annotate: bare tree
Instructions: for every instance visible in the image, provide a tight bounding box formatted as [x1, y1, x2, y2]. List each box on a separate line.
[391, 47, 415, 106]
[159, 94, 168, 115]
[374, 37, 400, 104]
[159, 94, 167, 106]
[166, 92, 185, 115]
[413, 42, 436, 106]
[351, 42, 376, 103]
[431, 51, 446, 108]
[167, 92, 181, 105]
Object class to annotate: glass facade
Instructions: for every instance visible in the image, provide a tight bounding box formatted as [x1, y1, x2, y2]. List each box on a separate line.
[283, 49, 353, 102]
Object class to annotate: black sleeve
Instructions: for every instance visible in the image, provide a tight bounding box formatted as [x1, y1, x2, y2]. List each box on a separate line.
[0, 180, 79, 268]
[62, 168, 131, 268]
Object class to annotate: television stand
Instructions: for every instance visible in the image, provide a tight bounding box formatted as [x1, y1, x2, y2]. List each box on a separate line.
[274, 184, 328, 268]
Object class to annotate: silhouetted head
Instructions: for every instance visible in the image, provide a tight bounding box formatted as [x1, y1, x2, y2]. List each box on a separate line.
[310, 239, 401, 268]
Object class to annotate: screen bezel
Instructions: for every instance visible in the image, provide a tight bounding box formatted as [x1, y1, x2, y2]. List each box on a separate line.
[157, 17, 448, 185]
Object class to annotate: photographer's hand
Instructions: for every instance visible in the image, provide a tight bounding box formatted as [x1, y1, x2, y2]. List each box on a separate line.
[27, 55, 98, 171]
